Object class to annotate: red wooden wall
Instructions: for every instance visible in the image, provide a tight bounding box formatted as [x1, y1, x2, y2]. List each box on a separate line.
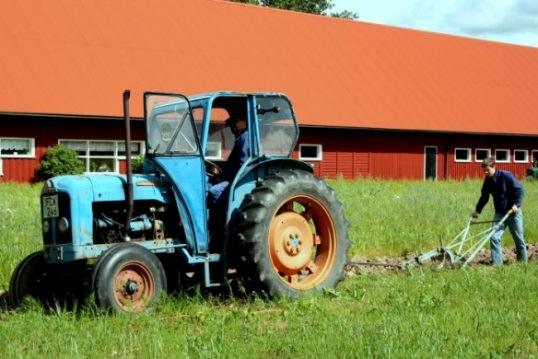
[0, 116, 144, 182]
[1, 115, 537, 182]
[295, 128, 538, 180]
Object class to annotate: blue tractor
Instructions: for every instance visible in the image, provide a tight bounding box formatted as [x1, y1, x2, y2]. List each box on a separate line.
[9, 91, 350, 312]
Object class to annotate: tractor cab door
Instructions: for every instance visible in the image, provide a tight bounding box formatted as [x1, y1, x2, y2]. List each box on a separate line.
[255, 94, 299, 158]
[144, 93, 208, 254]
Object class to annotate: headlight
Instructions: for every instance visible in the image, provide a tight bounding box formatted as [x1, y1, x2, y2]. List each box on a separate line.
[43, 220, 50, 233]
[58, 217, 69, 233]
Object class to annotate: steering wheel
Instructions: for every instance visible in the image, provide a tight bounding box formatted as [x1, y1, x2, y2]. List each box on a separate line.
[205, 160, 223, 177]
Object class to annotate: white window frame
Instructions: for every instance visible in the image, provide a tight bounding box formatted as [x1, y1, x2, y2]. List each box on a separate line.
[495, 149, 510, 163]
[513, 149, 528, 163]
[299, 144, 323, 161]
[205, 141, 223, 160]
[474, 148, 491, 162]
[454, 148, 471, 162]
[0, 137, 35, 158]
[532, 150, 538, 164]
[59, 139, 145, 172]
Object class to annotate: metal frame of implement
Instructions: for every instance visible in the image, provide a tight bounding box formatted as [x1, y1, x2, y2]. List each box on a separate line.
[404, 211, 512, 269]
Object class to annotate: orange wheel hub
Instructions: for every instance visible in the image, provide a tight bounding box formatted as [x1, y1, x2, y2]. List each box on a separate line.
[270, 212, 314, 273]
[268, 195, 336, 290]
[113, 261, 154, 311]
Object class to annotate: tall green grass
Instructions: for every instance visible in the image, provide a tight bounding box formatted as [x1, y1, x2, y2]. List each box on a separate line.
[0, 264, 536, 357]
[0, 183, 42, 286]
[1, 180, 537, 285]
[329, 178, 538, 257]
[0, 181, 537, 357]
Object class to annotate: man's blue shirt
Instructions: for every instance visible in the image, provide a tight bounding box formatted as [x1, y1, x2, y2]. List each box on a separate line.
[220, 130, 249, 181]
[475, 169, 524, 214]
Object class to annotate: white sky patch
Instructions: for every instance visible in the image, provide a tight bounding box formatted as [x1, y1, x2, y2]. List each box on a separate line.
[332, 0, 538, 47]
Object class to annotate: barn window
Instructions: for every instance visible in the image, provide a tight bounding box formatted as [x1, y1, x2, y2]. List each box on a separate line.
[299, 144, 322, 161]
[532, 150, 538, 165]
[495, 149, 510, 163]
[0, 137, 35, 158]
[59, 140, 144, 172]
[454, 148, 471, 162]
[475, 148, 491, 162]
[195, 120, 235, 161]
[205, 141, 222, 160]
[513, 150, 528, 163]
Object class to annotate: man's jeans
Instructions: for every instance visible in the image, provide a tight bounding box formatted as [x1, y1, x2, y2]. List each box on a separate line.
[490, 210, 528, 266]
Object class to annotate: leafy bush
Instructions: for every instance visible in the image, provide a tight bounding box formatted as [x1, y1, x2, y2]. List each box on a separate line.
[131, 155, 144, 173]
[36, 145, 85, 180]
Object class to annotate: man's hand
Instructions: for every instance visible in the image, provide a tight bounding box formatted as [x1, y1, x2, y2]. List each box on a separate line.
[471, 210, 479, 219]
[511, 205, 519, 214]
[210, 166, 220, 176]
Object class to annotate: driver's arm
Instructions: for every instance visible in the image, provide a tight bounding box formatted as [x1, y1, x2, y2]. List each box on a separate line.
[221, 131, 250, 180]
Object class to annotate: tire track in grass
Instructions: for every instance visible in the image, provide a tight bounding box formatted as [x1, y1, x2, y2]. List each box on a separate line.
[346, 243, 538, 275]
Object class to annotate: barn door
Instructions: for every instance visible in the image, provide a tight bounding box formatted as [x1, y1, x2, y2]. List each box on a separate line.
[424, 146, 437, 180]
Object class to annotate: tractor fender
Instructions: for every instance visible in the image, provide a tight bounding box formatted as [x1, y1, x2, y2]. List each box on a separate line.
[227, 158, 313, 220]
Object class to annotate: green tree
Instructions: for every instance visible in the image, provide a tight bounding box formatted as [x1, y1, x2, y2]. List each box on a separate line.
[330, 10, 358, 20]
[261, 0, 333, 15]
[231, 0, 259, 3]
[228, 0, 358, 19]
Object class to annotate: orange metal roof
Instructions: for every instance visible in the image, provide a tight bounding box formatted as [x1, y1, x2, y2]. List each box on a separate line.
[1, 0, 537, 135]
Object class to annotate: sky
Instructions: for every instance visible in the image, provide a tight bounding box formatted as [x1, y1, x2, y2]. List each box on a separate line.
[331, 0, 538, 48]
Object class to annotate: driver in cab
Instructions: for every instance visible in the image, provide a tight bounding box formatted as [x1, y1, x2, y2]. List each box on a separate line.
[207, 116, 250, 208]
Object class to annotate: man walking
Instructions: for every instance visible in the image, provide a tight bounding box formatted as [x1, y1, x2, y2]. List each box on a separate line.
[472, 157, 528, 265]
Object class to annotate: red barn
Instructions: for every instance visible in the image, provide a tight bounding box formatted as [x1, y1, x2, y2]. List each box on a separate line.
[1, 0, 537, 182]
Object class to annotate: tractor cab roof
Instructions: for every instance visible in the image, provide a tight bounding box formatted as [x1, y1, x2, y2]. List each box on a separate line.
[187, 91, 287, 102]
[187, 91, 293, 124]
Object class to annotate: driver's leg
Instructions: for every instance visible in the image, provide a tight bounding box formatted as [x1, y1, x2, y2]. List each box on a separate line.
[207, 181, 231, 249]
[208, 181, 230, 207]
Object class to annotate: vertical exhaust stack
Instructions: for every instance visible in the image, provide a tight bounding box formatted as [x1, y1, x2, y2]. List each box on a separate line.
[123, 90, 133, 241]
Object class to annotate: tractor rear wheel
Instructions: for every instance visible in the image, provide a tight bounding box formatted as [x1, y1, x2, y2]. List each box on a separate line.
[93, 243, 167, 313]
[236, 169, 350, 297]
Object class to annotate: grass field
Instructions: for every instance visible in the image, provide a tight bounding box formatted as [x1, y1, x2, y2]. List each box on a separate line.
[0, 180, 537, 357]
[329, 178, 538, 258]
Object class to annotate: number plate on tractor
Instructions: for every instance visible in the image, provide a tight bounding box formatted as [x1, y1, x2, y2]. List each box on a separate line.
[43, 195, 59, 218]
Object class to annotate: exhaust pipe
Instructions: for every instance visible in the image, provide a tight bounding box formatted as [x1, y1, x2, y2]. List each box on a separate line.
[123, 89, 133, 241]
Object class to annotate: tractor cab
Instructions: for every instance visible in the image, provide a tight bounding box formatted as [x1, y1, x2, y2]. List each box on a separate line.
[143, 92, 299, 249]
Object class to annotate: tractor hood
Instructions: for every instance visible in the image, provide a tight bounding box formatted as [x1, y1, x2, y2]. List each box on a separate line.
[44, 173, 171, 203]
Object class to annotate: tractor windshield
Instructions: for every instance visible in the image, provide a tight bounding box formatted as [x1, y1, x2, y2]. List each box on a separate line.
[145, 94, 199, 155]
[256, 96, 298, 157]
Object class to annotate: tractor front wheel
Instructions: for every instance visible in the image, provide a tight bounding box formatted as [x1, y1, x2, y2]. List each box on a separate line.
[93, 243, 167, 313]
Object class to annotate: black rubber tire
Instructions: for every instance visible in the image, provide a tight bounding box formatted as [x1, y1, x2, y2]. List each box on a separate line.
[93, 243, 167, 313]
[236, 169, 350, 298]
[91, 244, 121, 292]
[9, 251, 51, 308]
[9, 251, 89, 310]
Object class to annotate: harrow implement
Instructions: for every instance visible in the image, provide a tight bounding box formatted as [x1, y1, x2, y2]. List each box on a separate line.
[403, 211, 512, 269]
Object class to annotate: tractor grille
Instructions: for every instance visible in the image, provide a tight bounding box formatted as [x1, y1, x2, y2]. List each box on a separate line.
[42, 192, 72, 245]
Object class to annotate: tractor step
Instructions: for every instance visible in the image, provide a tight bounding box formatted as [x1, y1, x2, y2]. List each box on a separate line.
[203, 261, 222, 288]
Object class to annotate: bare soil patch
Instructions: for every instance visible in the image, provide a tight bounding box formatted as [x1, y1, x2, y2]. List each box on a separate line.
[346, 243, 538, 275]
